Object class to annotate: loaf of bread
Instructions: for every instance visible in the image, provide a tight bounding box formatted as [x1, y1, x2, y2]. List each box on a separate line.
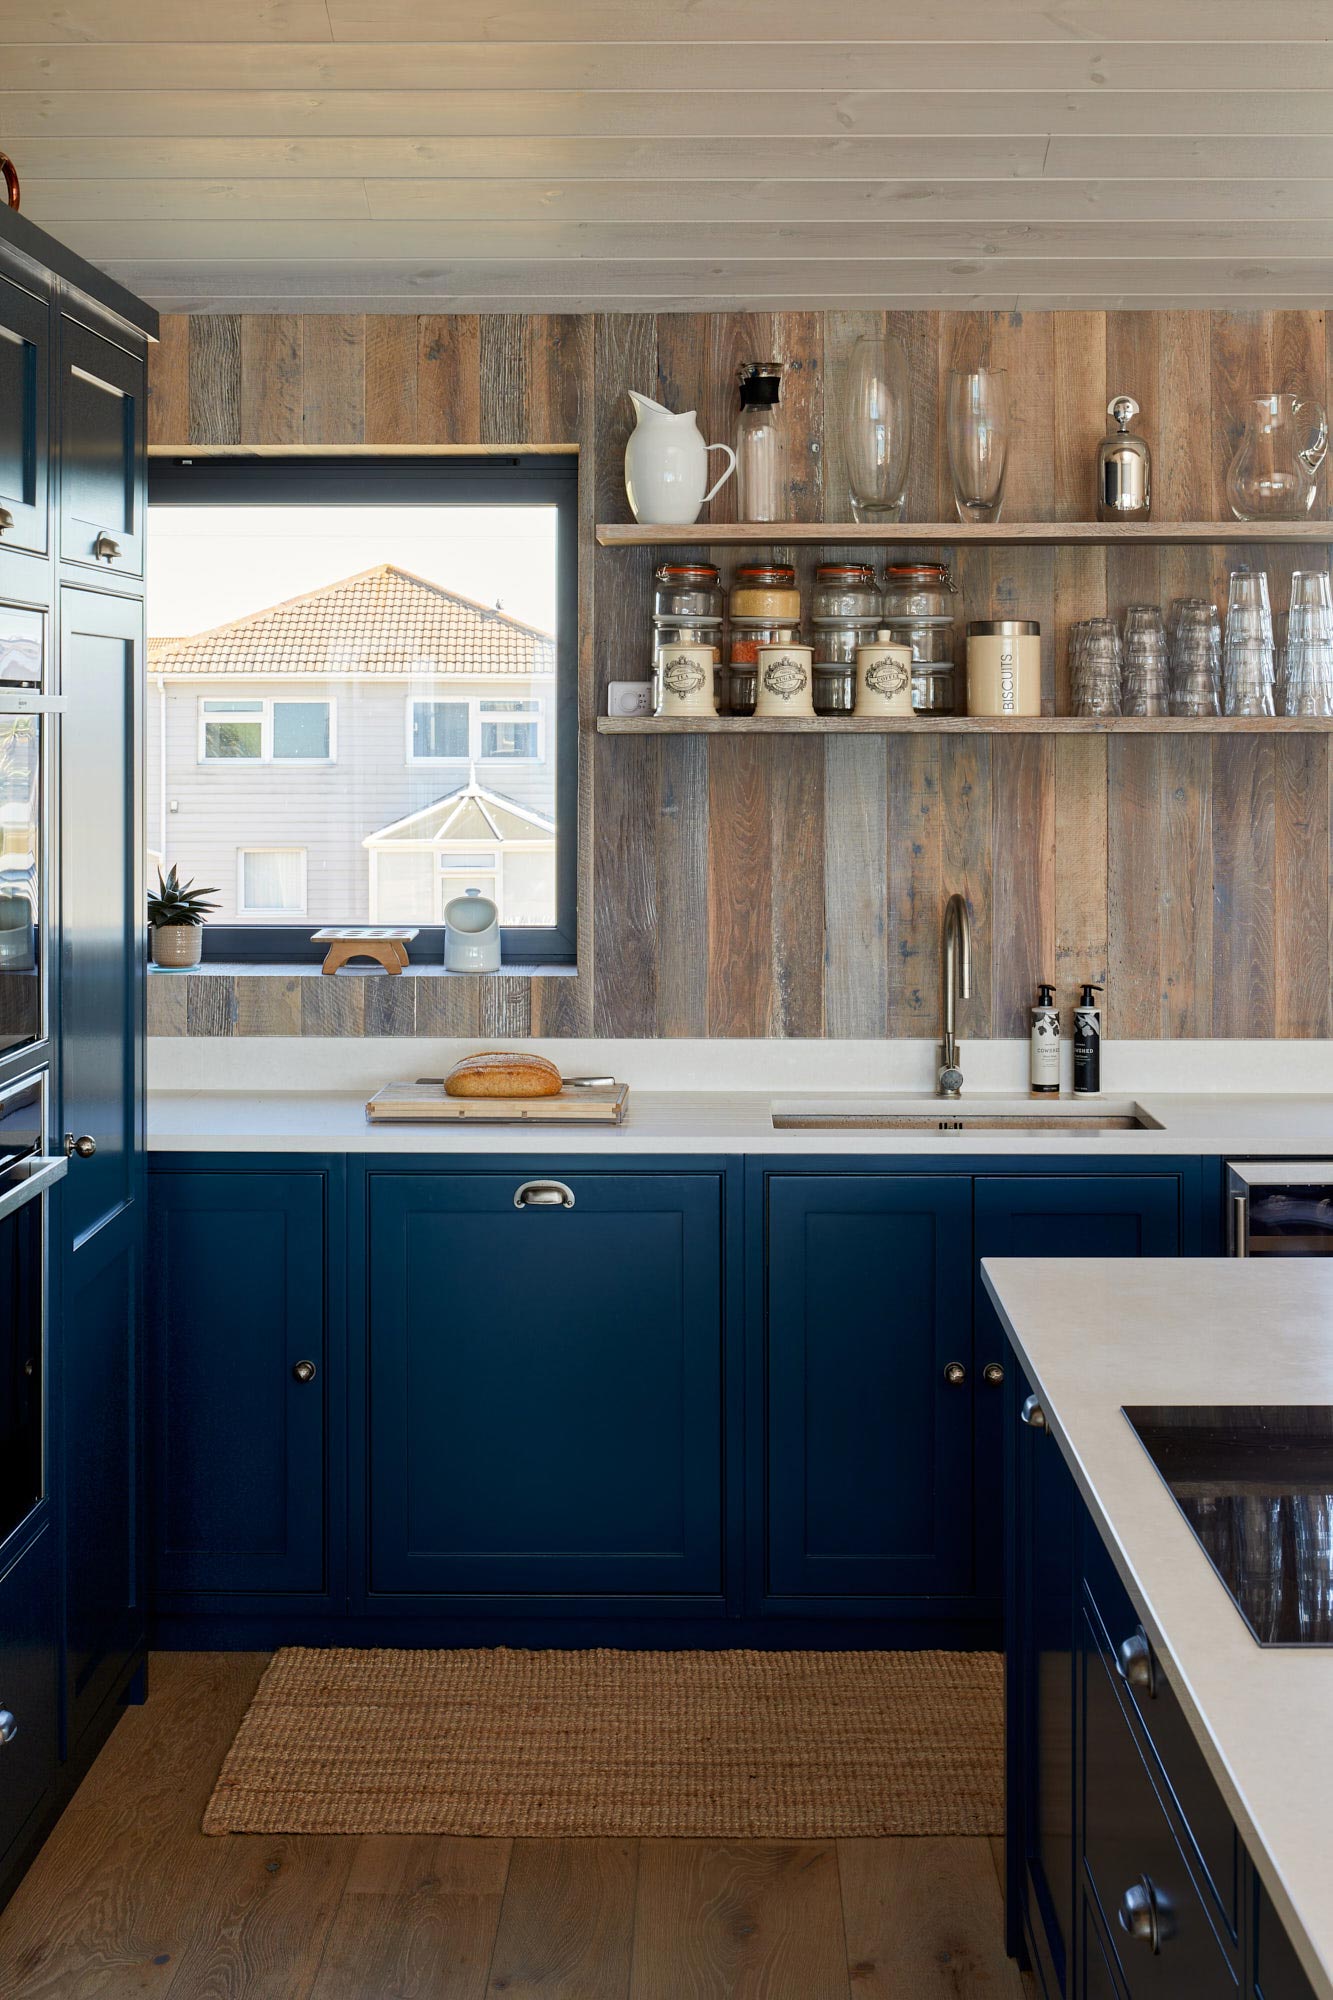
[444, 1051, 563, 1099]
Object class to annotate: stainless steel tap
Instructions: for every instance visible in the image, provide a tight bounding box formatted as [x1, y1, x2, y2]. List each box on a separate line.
[938, 893, 972, 1097]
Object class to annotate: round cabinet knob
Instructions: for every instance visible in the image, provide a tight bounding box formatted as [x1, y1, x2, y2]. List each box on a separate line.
[292, 1360, 317, 1384]
[514, 1180, 575, 1210]
[1116, 1628, 1157, 1698]
[64, 1134, 96, 1159]
[0, 1709, 16, 1745]
[942, 1361, 967, 1387]
[1020, 1392, 1047, 1431]
[982, 1362, 1005, 1387]
[1118, 1876, 1173, 1953]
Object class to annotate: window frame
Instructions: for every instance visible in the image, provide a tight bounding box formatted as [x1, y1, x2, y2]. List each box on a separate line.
[405, 692, 546, 768]
[198, 694, 338, 766]
[236, 845, 309, 918]
[149, 453, 579, 965]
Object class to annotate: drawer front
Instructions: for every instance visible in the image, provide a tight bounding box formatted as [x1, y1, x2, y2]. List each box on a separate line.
[0, 1525, 58, 1865]
[1082, 1612, 1234, 2000]
[1083, 1895, 1126, 2000]
[1255, 1882, 1319, 2000]
[1084, 1523, 1239, 1943]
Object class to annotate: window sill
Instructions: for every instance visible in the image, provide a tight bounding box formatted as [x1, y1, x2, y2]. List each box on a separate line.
[148, 960, 580, 1038]
[147, 961, 576, 979]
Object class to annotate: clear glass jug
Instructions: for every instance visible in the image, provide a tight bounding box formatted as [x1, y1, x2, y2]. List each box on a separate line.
[1226, 392, 1328, 520]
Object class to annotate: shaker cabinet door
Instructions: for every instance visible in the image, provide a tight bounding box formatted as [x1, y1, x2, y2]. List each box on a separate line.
[366, 1169, 725, 1602]
[59, 317, 145, 577]
[0, 271, 49, 557]
[149, 1169, 328, 1597]
[762, 1174, 975, 1607]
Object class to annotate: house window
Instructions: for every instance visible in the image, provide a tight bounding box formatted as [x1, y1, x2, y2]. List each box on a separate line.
[148, 453, 577, 965]
[408, 696, 543, 765]
[200, 697, 335, 764]
[238, 847, 307, 916]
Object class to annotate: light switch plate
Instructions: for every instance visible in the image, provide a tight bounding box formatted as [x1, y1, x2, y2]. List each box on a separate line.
[607, 680, 653, 717]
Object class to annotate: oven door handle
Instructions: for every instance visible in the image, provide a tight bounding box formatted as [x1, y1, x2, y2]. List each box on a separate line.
[0, 1155, 68, 1225]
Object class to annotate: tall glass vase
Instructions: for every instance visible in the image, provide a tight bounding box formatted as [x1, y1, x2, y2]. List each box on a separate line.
[946, 367, 1009, 525]
[842, 334, 912, 524]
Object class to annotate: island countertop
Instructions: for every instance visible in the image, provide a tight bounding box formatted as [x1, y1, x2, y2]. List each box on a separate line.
[981, 1256, 1333, 2000]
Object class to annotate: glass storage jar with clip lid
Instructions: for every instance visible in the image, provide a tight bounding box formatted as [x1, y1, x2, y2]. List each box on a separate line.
[653, 561, 723, 623]
[880, 561, 959, 714]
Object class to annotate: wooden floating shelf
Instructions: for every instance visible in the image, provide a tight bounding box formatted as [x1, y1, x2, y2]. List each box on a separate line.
[597, 520, 1333, 548]
[598, 715, 1333, 735]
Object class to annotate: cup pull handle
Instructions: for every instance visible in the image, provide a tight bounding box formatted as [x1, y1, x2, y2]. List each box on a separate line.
[514, 1180, 575, 1209]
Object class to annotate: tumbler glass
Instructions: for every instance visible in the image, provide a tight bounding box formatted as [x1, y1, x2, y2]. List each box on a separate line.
[1282, 568, 1333, 716]
[1121, 604, 1169, 717]
[946, 368, 1009, 525]
[1168, 600, 1221, 717]
[1070, 618, 1122, 717]
[1223, 568, 1276, 718]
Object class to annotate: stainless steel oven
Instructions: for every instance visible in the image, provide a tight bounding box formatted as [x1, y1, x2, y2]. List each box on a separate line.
[0, 1071, 66, 1548]
[1227, 1163, 1333, 1257]
[0, 602, 59, 1065]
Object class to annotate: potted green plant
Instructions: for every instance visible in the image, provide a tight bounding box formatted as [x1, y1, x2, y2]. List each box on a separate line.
[147, 864, 218, 969]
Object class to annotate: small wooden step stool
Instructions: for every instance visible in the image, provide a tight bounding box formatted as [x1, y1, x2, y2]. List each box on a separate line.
[312, 927, 419, 974]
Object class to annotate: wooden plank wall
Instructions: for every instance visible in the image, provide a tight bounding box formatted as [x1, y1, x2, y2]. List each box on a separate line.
[148, 307, 1333, 1040]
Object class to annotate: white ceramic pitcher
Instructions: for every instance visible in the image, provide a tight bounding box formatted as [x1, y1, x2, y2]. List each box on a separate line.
[624, 390, 736, 525]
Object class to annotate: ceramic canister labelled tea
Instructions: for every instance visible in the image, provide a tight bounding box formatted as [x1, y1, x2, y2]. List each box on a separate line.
[966, 619, 1042, 716]
[654, 642, 719, 718]
[754, 643, 815, 718]
[854, 629, 914, 716]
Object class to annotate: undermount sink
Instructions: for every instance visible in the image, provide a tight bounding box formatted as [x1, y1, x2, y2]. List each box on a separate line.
[770, 1098, 1162, 1134]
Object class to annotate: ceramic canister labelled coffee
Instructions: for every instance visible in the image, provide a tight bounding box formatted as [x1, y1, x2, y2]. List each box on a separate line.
[754, 643, 815, 718]
[966, 619, 1042, 716]
[854, 629, 914, 716]
[654, 642, 719, 718]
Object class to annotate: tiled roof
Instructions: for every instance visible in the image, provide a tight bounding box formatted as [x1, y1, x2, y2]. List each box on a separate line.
[147, 565, 555, 679]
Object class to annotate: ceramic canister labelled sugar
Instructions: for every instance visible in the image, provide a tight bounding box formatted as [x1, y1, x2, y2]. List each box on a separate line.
[854, 629, 914, 716]
[754, 643, 815, 718]
[654, 643, 719, 718]
[966, 619, 1042, 716]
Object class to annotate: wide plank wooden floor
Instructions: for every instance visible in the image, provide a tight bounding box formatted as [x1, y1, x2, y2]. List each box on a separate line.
[0, 1653, 1035, 1999]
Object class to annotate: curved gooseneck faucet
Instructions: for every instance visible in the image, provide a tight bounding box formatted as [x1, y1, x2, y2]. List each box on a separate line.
[938, 893, 972, 1098]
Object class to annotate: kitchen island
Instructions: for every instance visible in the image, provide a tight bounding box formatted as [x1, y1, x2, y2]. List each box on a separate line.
[983, 1257, 1333, 2000]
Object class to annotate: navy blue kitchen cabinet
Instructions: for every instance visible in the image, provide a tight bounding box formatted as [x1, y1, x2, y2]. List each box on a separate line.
[1007, 1357, 1318, 2000]
[364, 1167, 728, 1607]
[1007, 1366, 1079, 1998]
[59, 581, 147, 1757]
[761, 1174, 976, 1611]
[148, 1164, 335, 1600]
[0, 267, 50, 556]
[0, 1526, 59, 1888]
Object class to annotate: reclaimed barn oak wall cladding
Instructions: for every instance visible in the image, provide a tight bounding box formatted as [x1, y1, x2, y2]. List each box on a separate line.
[147, 308, 1333, 1041]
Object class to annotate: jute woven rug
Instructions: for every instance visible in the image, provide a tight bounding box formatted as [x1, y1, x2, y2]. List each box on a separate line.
[203, 1646, 1003, 1839]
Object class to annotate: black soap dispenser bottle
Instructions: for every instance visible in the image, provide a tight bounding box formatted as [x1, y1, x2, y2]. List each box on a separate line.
[1030, 983, 1060, 1097]
[1073, 983, 1104, 1097]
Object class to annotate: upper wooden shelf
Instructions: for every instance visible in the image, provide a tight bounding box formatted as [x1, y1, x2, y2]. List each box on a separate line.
[596, 520, 1333, 548]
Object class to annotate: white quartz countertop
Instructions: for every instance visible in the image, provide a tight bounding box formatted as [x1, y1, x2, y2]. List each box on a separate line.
[982, 1257, 1333, 2000]
[147, 1086, 1333, 1155]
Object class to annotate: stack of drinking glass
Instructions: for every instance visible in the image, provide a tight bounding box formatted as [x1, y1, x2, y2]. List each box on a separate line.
[1222, 569, 1276, 718]
[1167, 598, 1222, 716]
[1121, 604, 1170, 717]
[1281, 570, 1333, 717]
[1069, 618, 1123, 716]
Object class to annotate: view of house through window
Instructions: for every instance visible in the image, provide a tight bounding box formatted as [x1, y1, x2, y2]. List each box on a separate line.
[146, 459, 573, 953]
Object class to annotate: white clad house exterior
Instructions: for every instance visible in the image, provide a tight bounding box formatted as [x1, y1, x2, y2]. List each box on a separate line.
[146, 564, 557, 928]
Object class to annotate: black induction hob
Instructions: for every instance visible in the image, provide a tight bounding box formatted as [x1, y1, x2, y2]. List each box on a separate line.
[1123, 1406, 1333, 1647]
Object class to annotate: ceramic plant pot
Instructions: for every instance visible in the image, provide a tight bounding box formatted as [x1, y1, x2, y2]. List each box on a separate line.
[151, 924, 204, 969]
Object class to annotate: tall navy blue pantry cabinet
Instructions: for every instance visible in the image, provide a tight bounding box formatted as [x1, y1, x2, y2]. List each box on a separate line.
[0, 204, 154, 1912]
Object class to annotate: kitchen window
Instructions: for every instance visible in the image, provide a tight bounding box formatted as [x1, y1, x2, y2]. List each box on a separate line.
[408, 696, 544, 765]
[148, 455, 578, 964]
[199, 697, 336, 764]
[238, 847, 307, 917]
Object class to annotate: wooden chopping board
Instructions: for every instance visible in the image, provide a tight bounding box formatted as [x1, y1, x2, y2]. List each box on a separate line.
[366, 1079, 629, 1126]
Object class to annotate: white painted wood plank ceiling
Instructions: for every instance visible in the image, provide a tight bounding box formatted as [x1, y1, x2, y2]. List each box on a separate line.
[1, 0, 1330, 310]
